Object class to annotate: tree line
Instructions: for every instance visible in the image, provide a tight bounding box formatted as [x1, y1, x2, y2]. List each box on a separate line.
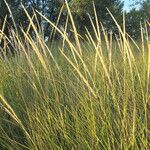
[0, 0, 149, 42]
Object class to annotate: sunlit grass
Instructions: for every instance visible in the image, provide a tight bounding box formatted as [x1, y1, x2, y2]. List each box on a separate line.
[0, 2, 150, 150]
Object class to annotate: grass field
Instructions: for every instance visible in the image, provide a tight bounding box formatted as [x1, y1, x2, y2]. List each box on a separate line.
[0, 6, 150, 150]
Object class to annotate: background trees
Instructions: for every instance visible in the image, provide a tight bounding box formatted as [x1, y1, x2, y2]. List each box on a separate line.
[0, 0, 149, 40]
[68, 0, 123, 34]
[126, 0, 150, 38]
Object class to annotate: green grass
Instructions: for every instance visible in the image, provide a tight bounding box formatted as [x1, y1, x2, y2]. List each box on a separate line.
[0, 4, 150, 150]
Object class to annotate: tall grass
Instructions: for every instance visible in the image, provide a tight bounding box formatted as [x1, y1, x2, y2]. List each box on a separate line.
[0, 2, 150, 150]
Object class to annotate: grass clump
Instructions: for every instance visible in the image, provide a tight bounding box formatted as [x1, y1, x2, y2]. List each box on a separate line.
[0, 3, 150, 150]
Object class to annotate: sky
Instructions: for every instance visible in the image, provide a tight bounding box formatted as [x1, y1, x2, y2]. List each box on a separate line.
[123, 0, 141, 12]
[124, 0, 131, 11]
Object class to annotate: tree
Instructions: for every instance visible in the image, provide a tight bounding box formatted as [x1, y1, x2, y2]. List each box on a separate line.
[0, 0, 13, 55]
[0, 0, 12, 33]
[126, 0, 150, 38]
[1, 0, 124, 38]
[66, 0, 124, 35]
